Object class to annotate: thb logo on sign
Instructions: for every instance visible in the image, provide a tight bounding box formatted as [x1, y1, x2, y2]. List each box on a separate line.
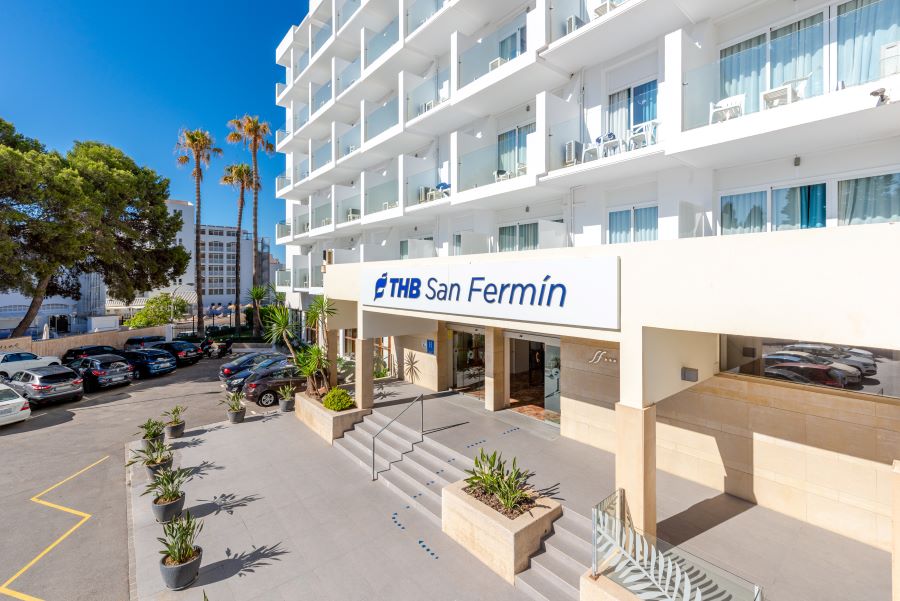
[374, 273, 421, 301]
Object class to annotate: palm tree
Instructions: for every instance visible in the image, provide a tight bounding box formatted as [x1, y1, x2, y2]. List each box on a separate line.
[305, 295, 336, 347]
[221, 163, 254, 339]
[264, 304, 300, 365]
[176, 129, 222, 335]
[226, 115, 274, 291]
[247, 285, 267, 338]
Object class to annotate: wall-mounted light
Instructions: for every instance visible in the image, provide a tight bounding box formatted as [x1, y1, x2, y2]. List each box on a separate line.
[681, 367, 699, 382]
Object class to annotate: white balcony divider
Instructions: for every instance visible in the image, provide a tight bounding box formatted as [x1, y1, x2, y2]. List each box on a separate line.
[366, 96, 399, 140]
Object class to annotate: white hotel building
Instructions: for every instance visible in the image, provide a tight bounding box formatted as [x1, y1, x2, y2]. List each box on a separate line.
[274, 0, 900, 598]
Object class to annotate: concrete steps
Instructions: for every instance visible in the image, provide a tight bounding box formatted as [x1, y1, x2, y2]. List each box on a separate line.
[515, 510, 593, 601]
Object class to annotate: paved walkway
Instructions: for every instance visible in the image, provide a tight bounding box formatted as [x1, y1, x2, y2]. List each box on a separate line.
[371, 380, 891, 601]
[127, 410, 528, 601]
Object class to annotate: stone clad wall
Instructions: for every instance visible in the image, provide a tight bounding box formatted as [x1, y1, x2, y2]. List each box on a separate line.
[0, 326, 167, 360]
[559, 337, 620, 453]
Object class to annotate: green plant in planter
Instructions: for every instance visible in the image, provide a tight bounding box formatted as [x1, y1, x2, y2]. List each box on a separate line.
[127, 439, 174, 468]
[158, 511, 203, 565]
[162, 405, 186, 426]
[322, 388, 355, 412]
[465, 449, 534, 512]
[136, 418, 165, 440]
[219, 391, 244, 412]
[277, 384, 296, 402]
[143, 468, 189, 504]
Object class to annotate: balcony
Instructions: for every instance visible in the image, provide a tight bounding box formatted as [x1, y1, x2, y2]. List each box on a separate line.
[294, 50, 310, 79]
[312, 18, 333, 56]
[406, 69, 450, 122]
[292, 267, 309, 289]
[294, 158, 310, 183]
[407, 0, 440, 36]
[365, 179, 399, 216]
[275, 269, 292, 288]
[276, 221, 292, 240]
[276, 171, 292, 192]
[337, 0, 361, 30]
[365, 97, 399, 141]
[293, 215, 310, 236]
[459, 15, 527, 89]
[365, 18, 399, 67]
[459, 141, 529, 192]
[313, 81, 333, 114]
[549, 0, 631, 44]
[406, 168, 445, 207]
[337, 193, 361, 224]
[313, 202, 333, 229]
[276, 129, 290, 145]
[310, 268, 324, 288]
[338, 123, 361, 159]
[275, 82, 286, 99]
[294, 106, 310, 132]
[312, 140, 333, 172]
[338, 57, 361, 94]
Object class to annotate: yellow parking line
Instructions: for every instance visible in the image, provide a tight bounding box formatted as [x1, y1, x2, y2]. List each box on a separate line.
[0, 455, 109, 601]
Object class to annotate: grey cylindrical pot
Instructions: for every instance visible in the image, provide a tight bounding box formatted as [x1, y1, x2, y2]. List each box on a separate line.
[279, 398, 294, 413]
[227, 408, 246, 423]
[151, 492, 185, 523]
[145, 457, 173, 480]
[159, 546, 202, 590]
[142, 434, 164, 450]
[165, 422, 185, 439]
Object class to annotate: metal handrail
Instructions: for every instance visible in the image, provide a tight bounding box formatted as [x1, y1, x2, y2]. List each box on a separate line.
[371, 394, 424, 481]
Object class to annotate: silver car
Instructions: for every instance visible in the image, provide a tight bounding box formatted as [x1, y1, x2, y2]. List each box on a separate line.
[783, 344, 877, 376]
[6, 365, 84, 405]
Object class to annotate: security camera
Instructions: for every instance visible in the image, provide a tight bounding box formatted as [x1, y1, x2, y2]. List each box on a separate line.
[870, 88, 889, 103]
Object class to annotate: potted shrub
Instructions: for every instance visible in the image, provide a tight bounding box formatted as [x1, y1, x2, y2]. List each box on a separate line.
[127, 439, 174, 479]
[158, 511, 203, 590]
[464, 450, 536, 518]
[163, 405, 187, 439]
[143, 468, 188, 523]
[137, 418, 166, 450]
[322, 387, 355, 412]
[220, 391, 245, 424]
[277, 384, 296, 413]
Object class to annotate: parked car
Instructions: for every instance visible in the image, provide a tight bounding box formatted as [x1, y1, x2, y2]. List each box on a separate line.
[223, 357, 290, 393]
[121, 349, 177, 379]
[0, 351, 62, 379]
[764, 351, 861, 385]
[123, 335, 167, 351]
[769, 362, 846, 388]
[783, 343, 877, 376]
[218, 352, 285, 381]
[243, 363, 305, 407]
[67, 354, 134, 391]
[61, 345, 118, 364]
[764, 366, 813, 384]
[149, 341, 202, 366]
[6, 366, 84, 405]
[0, 383, 30, 427]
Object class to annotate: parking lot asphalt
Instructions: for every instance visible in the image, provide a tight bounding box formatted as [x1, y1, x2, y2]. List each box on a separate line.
[0, 354, 248, 601]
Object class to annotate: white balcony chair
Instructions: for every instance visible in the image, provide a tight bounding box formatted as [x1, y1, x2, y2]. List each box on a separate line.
[628, 121, 658, 150]
[709, 94, 745, 124]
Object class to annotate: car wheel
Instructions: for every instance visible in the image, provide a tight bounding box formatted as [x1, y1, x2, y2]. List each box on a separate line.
[132, 369, 141, 380]
[0, 372, 7, 380]
[73, 395, 83, 402]
[258, 391, 278, 407]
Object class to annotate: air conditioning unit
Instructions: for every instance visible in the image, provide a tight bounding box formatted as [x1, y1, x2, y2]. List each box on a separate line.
[565, 15, 584, 35]
[489, 57, 508, 71]
[882, 42, 900, 77]
[565, 140, 584, 166]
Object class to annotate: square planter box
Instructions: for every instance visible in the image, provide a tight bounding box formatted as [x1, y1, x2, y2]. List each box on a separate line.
[296, 393, 369, 445]
[441, 480, 562, 584]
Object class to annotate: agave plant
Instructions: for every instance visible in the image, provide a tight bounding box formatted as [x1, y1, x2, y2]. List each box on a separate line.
[136, 418, 165, 440]
[143, 468, 189, 504]
[127, 439, 173, 467]
[277, 383, 296, 402]
[219, 391, 244, 412]
[158, 511, 203, 565]
[162, 405, 187, 426]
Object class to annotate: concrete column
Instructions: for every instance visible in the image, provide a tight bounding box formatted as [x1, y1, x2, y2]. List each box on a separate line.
[436, 322, 452, 391]
[484, 327, 507, 412]
[326, 330, 339, 388]
[615, 403, 657, 537]
[893, 460, 900, 601]
[355, 338, 374, 410]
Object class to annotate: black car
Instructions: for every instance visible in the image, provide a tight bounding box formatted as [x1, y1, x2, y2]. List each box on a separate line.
[223, 357, 290, 393]
[243, 364, 306, 407]
[150, 341, 202, 366]
[62, 345, 118, 364]
[67, 354, 134, 391]
[5, 366, 84, 405]
[121, 349, 177, 379]
[218, 352, 285, 381]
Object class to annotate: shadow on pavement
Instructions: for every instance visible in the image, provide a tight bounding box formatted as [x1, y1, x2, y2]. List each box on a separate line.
[171, 437, 204, 450]
[184, 424, 225, 438]
[185, 460, 225, 480]
[0, 407, 75, 436]
[189, 493, 263, 518]
[194, 543, 289, 586]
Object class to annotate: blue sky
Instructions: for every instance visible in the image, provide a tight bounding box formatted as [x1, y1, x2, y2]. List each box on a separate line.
[0, 0, 309, 261]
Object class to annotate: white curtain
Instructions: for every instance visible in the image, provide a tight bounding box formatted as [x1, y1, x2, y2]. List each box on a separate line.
[720, 34, 766, 114]
[607, 89, 630, 141]
[517, 122, 536, 170]
[838, 172, 900, 225]
[634, 206, 659, 241]
[770, 14, 825, 98]
[497, 129, 517, 173]
[837, 0, 900, 87]
[721, 192, 767, 235]
[609, 210, 631, 244]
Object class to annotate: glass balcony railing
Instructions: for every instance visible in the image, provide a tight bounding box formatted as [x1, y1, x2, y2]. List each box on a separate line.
[337, 0, 361, 30]
[276, 221, 292, 239]
[294, 51, 309, 77]
[312, 19, 333, 55]
[275, 269, 291, 287]
[293, 215, 310, 235]
[313, 203, 332, 228]
[276, 171, 292, 191]
[313, 81, 333, 112]
[338, 124, 361, 158]
[275, 82, 286, 98]
[365, 97, 399, 140]
[406, 169, 443, 205]
[365, 180, 399, 214]
[338, 57, 361, 93]
[338, 194, 361, 223]
[294, 106, 309, 131]
[406, 69, 450, 121]
[365, 18, 399, 67]
[311, 267, 324, 288]
[293, 267, 309, 288]
[294, 158, 310, 182]
[408, 0, 440, 36]
[312, 140, 332, 171]
[276, 129, 290, 145]
[459, 18, 527, 88]
[549, 0, 630, 43]
[459, 139, 530, 191]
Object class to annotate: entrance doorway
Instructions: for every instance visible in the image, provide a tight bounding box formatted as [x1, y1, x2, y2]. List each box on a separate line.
[452, 329, 485, 394]
[508, 334, 561, 424]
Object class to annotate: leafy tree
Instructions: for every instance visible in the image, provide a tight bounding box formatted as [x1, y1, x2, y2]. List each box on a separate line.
[220, 163, 254, 339]
[125, 293, 189, 328]
[176, 128, 222, 336]
[226, 116, 273, 289]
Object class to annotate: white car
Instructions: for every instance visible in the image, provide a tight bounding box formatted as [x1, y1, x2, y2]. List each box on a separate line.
[0, 383, 30, 427]
[0, 351, 62, 379]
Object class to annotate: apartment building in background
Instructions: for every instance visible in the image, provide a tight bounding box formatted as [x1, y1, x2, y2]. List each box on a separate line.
[273, 0, 900, 599]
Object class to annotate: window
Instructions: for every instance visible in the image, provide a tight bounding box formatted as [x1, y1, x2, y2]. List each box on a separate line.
[453, 233, 462, 256]
[608, 80, 658, 141]
[497, 122, 535, 175]
[208, 229, 224, 236]
[608, 206, 658, 244]
[837, 0, 900, 87]
[399, 239, 408, 260]
[838, 171, 900, 225]
[498, 24, 527, 61]
[721, 192, 767, 235]
[498, 222, 539, 252]
[773, 183, 826, 230]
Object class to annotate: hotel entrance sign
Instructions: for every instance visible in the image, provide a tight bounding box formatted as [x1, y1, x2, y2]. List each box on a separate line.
[361, 257, 619, 330]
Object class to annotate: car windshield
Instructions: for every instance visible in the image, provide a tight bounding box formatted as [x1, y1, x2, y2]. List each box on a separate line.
[39, 372, 74, 383]
[100, 360, 127, 369]
[0, 388, 20, 402]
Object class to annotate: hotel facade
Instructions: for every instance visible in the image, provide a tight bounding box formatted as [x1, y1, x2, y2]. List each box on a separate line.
[274, 0, 900, 597]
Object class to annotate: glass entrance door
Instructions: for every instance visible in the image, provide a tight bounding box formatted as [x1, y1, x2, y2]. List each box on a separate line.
[543, 344, 561, 424]
[453, 331, 485, 392]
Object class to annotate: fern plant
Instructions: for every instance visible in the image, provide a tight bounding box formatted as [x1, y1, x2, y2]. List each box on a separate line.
[158, 511, 203, 565]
